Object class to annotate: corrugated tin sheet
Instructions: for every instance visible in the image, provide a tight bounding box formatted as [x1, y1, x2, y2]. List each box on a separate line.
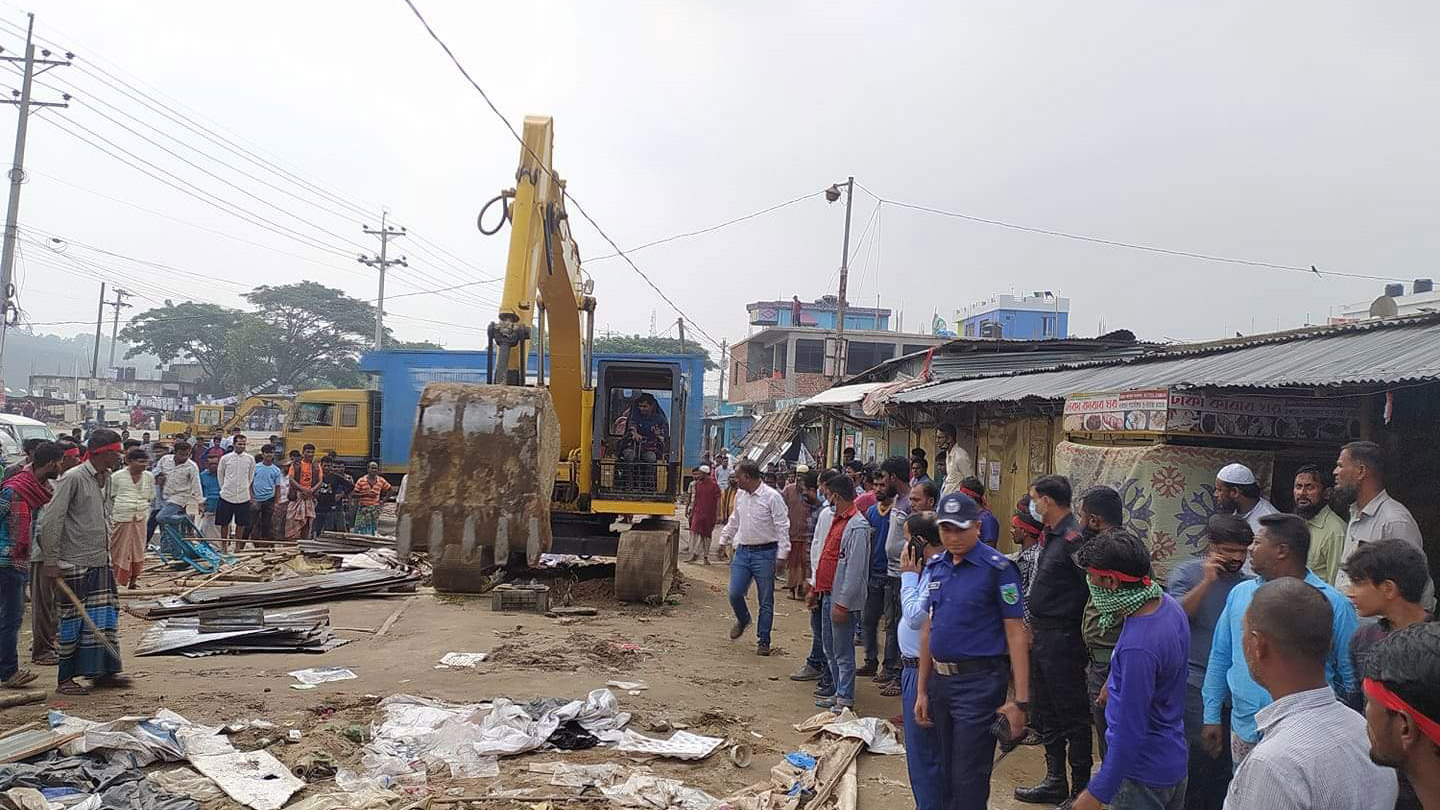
[801, 382, 886, 406]
[896, 315, 1440, 405]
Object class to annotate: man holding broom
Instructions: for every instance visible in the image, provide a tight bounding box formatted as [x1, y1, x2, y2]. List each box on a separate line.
[38, 429, 129, 696]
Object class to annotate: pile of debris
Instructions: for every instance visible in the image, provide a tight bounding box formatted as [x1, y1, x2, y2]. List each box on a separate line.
[136, 606, 349, 657]
[131, 568, 421, 619]
[299, 531, 396, 557]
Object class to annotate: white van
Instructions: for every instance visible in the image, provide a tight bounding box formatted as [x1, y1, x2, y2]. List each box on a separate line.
[0, 414, 58, 466]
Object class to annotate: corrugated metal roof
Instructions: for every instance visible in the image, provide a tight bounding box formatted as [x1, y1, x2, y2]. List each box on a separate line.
[895, 314, 1440, 405]
[801, 382, 886, 406]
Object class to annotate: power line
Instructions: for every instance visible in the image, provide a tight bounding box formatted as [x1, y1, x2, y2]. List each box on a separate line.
[857, 182, 1414, 284]
[582, 190, 824, 262]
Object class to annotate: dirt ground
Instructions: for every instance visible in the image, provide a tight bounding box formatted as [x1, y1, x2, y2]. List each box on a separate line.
[3, 545, 1044, 809]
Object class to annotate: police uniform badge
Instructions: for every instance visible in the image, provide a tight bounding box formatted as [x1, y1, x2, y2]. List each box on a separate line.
[1000, 583, 1020, 605]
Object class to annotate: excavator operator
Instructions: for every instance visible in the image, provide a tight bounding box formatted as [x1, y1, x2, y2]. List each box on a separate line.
[617, 393, 670, 463]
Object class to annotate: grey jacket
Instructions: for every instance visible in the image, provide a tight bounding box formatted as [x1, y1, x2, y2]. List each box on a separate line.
[38, 461, 112, 570]
[830, 511, 873, 612]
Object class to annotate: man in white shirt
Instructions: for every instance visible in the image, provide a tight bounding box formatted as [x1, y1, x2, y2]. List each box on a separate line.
[1225, 577, 1398, 810]
[718, 460, 790, 656]
[153, 441, 202, 521]
[1331, 441, 1430, 609]
[935, 424, 975, 496]
[1214, 462, 1278, 535]
[216, 435, 256, 548]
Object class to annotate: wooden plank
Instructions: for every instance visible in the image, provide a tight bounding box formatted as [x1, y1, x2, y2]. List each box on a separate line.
[374, 596, 416, 637]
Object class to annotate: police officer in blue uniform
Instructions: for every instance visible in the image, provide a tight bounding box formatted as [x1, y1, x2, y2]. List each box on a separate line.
[914, 491, 1031, 810]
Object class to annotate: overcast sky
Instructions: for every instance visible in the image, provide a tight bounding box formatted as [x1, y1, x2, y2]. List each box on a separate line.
[7, 1, 1438, 366]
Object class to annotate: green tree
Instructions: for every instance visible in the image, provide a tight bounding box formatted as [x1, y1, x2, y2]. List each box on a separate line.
[119, 301, 256, 389]
[591, 333, 716, 370]
[244, 282, 382, 390]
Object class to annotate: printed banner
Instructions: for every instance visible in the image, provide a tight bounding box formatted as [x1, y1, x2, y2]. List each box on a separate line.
[1064, 388, 1360, 442]
[1053, 441, 1275, 581]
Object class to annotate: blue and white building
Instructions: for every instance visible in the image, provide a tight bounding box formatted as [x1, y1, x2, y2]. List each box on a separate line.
[956, 291, 1069, 340]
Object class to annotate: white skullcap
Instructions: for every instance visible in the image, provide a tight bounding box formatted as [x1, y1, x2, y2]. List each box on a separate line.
[698, 464, 712, 474]
[795, 464, 810, 473]
[1216, 463, 1257, 486]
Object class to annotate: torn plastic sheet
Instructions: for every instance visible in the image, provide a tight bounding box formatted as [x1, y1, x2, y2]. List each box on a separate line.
[527, 762, 626, 788]
[189, 751, 304, 810]
[599, 774, 719, 810]
[52, 710, 189, 767]
[435, 652, 488, 669]
[819, 716, 905, 755]
[287, 667, 357, 686]
[615, 730, 724, 761]
[144, 769, 223, 803]
[281, 784, 396, 810]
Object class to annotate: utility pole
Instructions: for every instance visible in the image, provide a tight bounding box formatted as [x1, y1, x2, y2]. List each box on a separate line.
[358, 212, 406, 350]
[717, 339, 727, 403]
[90, 282, 104, 378]
[828, 176, 855, 382]
[0, 14, 70, 367]
[106, 287, 132, 368]
[676, 317, 686, 354]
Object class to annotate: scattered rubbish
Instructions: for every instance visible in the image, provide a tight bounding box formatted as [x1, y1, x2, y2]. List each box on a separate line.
[0, 728, 83, 764]
[549, 606, 598, 617]
[529, 762, 626, 787]
[132, 569, 421, 618]
[289, 684, 316, 691]
[341, 725, 367, 743]
[615, 729, 725, 760]
[436, 652, 489, 669]
[285, 730, 302, 743]
[0, 691, 46, 710]
[53, 710, 187, 766]
[300, 531, 398, 556]
[224, 719, 276, 732]
[749, 731, 763, 739]
[0, 754, 198, 810]
[137, 606, 348, 656]
[819, 715, 906, 755]
[291, 751, 338, 780]
[288, 667, 358, 686]
[189, 750, 304, 810]
[523, 764, 717, 809]
[601, 773, 719, 810]
[728, 743, 753, 768]
[146, 767, 225, 802]
[606, 680, 648, 691]
[283, 784, 396, 810]
[784, 752, 817, 770]
[490, 584, 550, 613]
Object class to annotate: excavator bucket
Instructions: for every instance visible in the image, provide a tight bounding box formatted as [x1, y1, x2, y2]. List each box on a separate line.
[397, 383, 561, 593]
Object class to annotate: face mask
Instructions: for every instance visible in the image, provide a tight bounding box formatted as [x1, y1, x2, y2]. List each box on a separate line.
[1029, 500, 1045, 524]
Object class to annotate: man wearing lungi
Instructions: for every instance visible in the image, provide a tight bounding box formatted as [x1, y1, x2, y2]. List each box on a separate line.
[38, 429, 128, 696]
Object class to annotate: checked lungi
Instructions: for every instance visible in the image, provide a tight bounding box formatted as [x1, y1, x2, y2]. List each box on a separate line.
[56, 566, 122, 683]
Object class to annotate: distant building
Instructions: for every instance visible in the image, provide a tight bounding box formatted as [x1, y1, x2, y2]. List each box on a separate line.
[747, 295, 890, 331]
[29, 373, 199, 403]
[955, 291, 1069, 340]
[727, 326, 948, 411]
[1331, 279, 1437, 323]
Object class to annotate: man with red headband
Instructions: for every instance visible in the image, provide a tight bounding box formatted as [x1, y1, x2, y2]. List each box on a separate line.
[1066, 529, 1188, 810]
[1225, 577, 1396, 809]
[0, 441, 61, 688]
[1364, 622, 1440, 810]
[37, 429, 129, 695]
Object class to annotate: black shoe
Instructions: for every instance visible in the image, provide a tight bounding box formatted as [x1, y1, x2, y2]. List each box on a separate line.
[814, 683, 835, 698]
[1043, 795, 1079, 810]
[729, 619, 750, 640]
[855, 662, 877, 677]
[756, 643, 771, 656]
[1015, 777, 1068, 805]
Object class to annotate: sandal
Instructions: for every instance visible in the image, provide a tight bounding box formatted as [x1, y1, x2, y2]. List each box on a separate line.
[56, 681, 90, 696]
[879, 680, 902, 698]
[31, 655, 57, 667]
[1, 670, 37, 688]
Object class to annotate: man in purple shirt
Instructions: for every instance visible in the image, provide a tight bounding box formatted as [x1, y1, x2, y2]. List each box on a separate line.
[1070, 529, 1189, 810]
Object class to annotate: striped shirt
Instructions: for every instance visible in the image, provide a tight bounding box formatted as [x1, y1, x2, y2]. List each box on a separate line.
[1224, 686, 1397, 810]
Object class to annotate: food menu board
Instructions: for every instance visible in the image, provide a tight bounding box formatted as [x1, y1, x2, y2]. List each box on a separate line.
[1064, 388, 1362, 442]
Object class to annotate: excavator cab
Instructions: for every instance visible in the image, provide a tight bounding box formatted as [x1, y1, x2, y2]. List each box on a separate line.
[592, 360, 687, 506]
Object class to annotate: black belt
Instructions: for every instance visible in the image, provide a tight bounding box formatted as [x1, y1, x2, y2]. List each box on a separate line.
[740, 542, 778, 552]
[902, 656, 920, 668]
[1031, 616, 1081, 632]
[933, 656, 1007, 676]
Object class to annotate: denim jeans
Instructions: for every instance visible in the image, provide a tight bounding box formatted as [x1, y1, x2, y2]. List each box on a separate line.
[1110, 777, 1187, 810]
[819, 594, 856, 707]
[882, 576, 902, 677]
[901, 665, 943, 810]
[728, 545, 777, 646]
[0, 566, 27, 681]
[861, 582, 885, 667]
[807, 604, 827, 671]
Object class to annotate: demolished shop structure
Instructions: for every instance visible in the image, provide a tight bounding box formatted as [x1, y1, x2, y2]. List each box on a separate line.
[867, 314, 1440, 579]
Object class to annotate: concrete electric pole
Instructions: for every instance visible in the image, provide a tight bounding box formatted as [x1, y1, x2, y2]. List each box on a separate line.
[0, 15, 69, 369]
[90, 282, 104, 378]
[106, 287, 132, 368]
[826, 177, 855, 382]
[358, 212, 406, 350]
[676, 317, 686, 354]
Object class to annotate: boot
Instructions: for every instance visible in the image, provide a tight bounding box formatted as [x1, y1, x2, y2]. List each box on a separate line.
[1042, 763, 1090, 810]
[1014, 748, 1068, 805]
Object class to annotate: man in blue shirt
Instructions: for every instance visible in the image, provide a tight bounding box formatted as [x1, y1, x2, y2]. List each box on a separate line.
[858, 479, 895, 678]
[197, 456, 221, 539]
[914, 491, 1030, 810]
[1069, 529, 1189, 810]
[250, 445, 284, 541]
[1167, 514, 1253, 810]
[898, 511, 947, 810]
[1202, 512, 1357, 766]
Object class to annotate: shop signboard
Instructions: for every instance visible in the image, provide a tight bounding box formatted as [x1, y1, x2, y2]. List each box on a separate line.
[1064, 388, 1361, 443]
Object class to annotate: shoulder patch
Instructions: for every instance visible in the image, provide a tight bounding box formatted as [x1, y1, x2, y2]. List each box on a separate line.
[1000, 582, 1020, 605]
[980, 547, 1011, 571]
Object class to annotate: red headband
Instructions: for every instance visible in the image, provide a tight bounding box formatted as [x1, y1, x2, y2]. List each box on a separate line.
[1011, 514, 1041, 537]
[88, 442, 122, 456]
[62, 447, 81, 458]
[959, 486, 986, 505]
[1364, 678, 1440, 746]
[1086, 567, 1153, 586]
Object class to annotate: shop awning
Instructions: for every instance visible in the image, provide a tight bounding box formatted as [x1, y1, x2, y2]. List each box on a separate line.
[800, 382, 886, 407]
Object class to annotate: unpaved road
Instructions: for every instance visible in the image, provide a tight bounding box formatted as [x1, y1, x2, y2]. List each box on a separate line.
[4, 553, 1043, 808]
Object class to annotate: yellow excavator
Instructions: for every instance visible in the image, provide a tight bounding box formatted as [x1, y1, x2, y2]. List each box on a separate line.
[397, 116, 684, 602]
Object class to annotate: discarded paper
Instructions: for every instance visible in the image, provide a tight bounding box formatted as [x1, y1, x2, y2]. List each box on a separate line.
[436, 652, 489, 669]
[616, 729, 725, 760]
[288, 667, 358, 685]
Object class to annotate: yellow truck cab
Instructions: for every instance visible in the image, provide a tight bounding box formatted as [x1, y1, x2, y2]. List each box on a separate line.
[284, 389, 380, 475]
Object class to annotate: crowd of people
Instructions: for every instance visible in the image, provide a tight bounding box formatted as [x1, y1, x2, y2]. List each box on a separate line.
[688, 437, 1439, 810]
[0, 425, 401, 697]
